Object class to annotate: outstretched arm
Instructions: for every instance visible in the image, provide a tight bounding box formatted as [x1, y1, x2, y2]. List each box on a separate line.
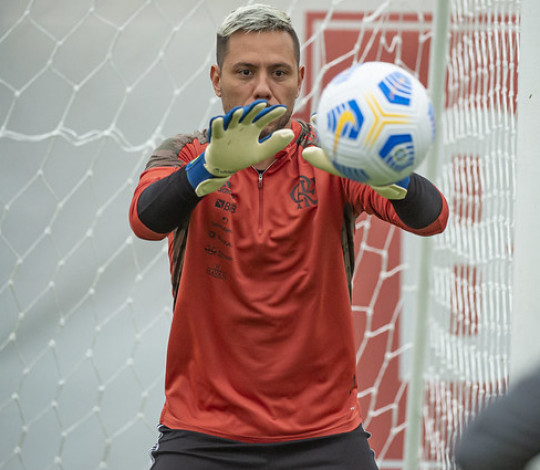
[129, 100, 295, 239]
[131, 166, 200, 237]
[388, 172, 445, 230]
[300, 120, 448, 235]
[344, 170, 448, 236]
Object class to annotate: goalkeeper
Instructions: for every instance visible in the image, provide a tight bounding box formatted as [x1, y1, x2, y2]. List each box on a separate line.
[129, 4, 448, 469]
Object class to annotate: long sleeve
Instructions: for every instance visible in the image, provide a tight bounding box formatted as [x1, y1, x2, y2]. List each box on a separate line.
[129, 131, 210, 240]
[344, 172, 448, 237]
[389, 173, 447, 231]
[132, 166, 201, 236]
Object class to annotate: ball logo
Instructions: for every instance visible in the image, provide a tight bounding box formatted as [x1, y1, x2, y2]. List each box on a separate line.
[325, 99, 364, 156]
[378, 71, 413, 105]
[379, 134, 415, 172]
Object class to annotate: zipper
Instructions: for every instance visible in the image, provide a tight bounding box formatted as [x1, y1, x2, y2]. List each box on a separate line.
[252, 160, 278, 234]
[258, 171, 264, 233]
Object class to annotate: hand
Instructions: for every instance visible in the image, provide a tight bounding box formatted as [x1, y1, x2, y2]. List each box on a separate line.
[186, 100, 295, 196]
[301, 114, 409, 200]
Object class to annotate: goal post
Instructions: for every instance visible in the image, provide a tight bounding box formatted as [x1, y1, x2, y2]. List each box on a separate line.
[407, 0, 521, 468]
[403, 1, 451, 468]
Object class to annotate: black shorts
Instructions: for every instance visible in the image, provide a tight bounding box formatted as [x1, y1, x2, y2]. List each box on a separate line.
[149, 424, 379, 470]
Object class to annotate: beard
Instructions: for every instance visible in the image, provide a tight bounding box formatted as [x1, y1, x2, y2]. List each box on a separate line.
[259, 107, 293, 139]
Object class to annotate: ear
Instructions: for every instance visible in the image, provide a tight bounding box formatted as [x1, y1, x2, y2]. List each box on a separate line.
[296, 65, 305, 98]
[210, 65, 222, 97]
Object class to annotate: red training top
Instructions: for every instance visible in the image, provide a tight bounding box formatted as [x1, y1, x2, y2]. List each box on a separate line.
[129, 120, 448, 442]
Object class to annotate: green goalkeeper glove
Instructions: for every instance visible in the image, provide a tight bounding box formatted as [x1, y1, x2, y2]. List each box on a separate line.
[186, 100, 295, 197]
[301, 114, 409, 200]
[301, 146, 409, 199]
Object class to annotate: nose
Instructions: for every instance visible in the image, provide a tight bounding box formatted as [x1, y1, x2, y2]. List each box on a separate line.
[252, 73, 272, 101]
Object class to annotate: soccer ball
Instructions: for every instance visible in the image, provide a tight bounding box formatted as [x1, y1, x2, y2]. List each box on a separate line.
[315, 61, 435, 186]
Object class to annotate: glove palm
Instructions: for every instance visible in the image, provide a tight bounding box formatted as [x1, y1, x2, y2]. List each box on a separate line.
[187, 100, 295, 196]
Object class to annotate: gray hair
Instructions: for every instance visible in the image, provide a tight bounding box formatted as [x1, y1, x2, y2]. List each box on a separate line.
[216, 3, 300, 67]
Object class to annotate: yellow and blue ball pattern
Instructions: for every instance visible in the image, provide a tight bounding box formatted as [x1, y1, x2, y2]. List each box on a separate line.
[317, 62, 435, 186]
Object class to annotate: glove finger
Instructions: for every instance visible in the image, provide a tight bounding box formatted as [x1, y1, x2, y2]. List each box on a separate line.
[240, 100, 269, 124]
[257, 128, 294, 158]
[209, 115, 225, 140]
[253, 104, 287, 128]
[370, 176, 410, 200]
[301, 146, 344, 177]
[371, 184, 407, 200]
[223, 106, 244, 130]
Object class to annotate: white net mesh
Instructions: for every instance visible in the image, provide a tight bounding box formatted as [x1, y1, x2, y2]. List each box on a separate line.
[424, 0, 519, 467]
[0, 1, 519, 469]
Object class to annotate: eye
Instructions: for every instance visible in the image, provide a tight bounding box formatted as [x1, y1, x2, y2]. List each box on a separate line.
[273, 68, 291, 79]
[237, 69, 252, 77]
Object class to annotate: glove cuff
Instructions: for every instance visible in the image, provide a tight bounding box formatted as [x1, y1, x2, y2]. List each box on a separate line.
[186, 153, 215, 189]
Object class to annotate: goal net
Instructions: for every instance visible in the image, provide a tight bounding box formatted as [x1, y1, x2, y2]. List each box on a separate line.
[421, 1, 519, 467]
[0, 1, 519, 469]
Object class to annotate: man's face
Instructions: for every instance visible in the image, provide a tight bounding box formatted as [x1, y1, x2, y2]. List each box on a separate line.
[210, 30, 305, 137]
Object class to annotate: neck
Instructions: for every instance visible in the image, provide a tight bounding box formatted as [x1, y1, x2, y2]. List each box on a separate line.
[253, 156, 277, 171]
